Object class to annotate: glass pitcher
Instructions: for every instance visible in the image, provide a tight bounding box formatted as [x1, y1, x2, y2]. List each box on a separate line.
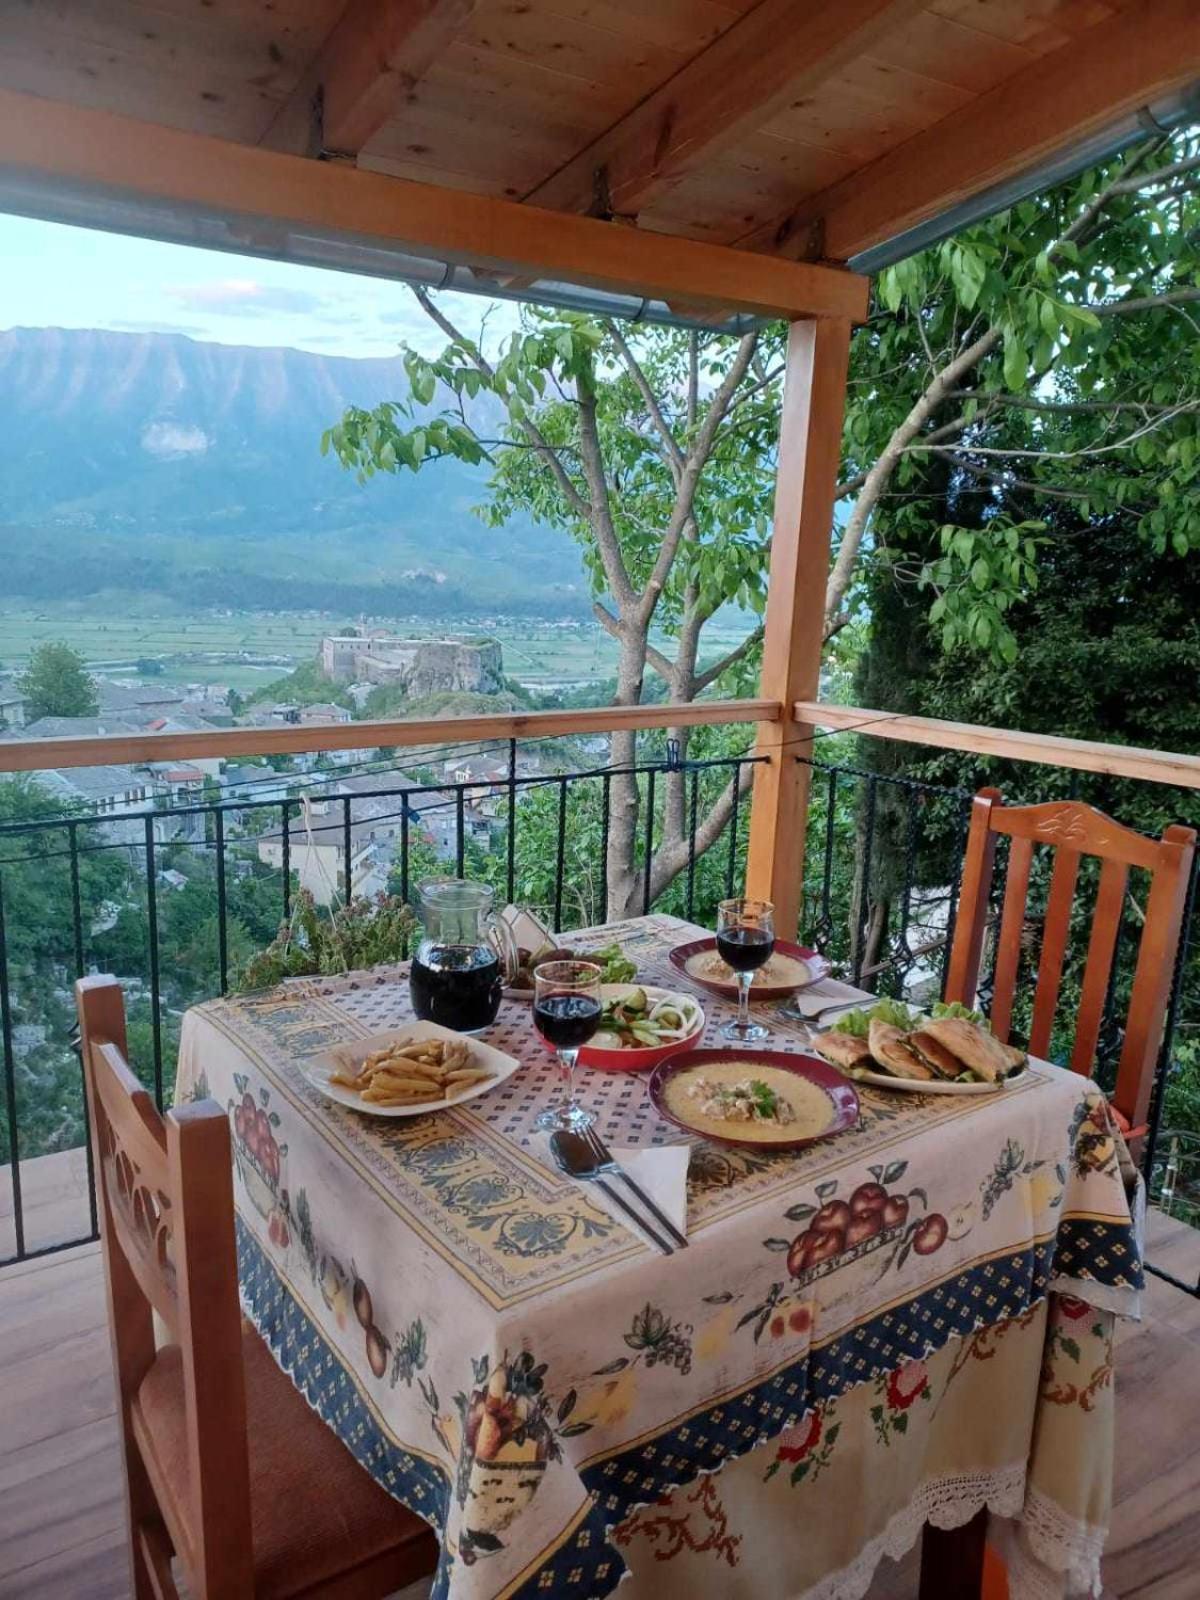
[409, 880, 518, 1033]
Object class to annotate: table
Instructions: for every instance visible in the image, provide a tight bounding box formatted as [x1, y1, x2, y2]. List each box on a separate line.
[175, 913, 1142, 1600]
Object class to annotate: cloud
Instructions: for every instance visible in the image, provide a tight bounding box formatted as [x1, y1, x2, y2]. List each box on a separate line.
[167, 279, 330, 316]
[142, 421, 210, 459]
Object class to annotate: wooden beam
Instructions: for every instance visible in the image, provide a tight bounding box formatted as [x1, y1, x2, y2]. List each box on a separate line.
[0, 90, 869, 323]
[0, 699, 780, 775]
[262, 0, 477, 159]
[525, 0, 925, 217]
[745, 319, 853, 939]
[743, 0, 1200, 262]
[795, 702, 1200, 791]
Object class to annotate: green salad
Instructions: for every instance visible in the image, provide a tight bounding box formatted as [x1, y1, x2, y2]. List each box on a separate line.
[835, 997, 984, 1039]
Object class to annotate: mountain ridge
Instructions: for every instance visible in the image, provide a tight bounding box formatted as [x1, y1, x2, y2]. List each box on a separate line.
[0, 326, 586, 613]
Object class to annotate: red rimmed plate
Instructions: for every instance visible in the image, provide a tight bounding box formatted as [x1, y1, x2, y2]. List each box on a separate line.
[648, 1048, 859, 1151]
[668, 937, 830, 1001]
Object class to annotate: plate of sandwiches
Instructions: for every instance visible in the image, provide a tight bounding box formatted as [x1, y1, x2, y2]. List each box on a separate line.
[812, 1000, 1027, 1094]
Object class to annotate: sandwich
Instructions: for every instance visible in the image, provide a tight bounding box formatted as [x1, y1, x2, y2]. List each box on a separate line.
[911, 1016, 1025, 1083]
[813, 1030, 874, 1073]
[867, 1020, 936, 1082]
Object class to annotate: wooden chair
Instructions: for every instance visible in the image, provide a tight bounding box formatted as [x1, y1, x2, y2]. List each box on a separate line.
[75, 974, 439, 1600]
[944, 789, 1196, 1134]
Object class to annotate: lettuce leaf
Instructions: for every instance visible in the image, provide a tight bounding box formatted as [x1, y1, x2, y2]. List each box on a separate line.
[835, 998, 919, 1038]
[931, 1000, 985, 1025]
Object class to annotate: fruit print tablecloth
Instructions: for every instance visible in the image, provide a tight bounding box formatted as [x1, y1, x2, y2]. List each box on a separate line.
[174, 913, 1142, 1600]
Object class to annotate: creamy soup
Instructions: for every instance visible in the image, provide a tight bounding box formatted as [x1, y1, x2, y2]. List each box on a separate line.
[687, 949, 811, 989]
[664, 1062, 834, 1143]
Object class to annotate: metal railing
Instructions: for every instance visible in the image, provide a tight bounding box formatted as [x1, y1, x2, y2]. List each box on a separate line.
[3, 740, 1199, 1290]
[0, 742, 761, 1264]
[796, 753, 1200, 1296]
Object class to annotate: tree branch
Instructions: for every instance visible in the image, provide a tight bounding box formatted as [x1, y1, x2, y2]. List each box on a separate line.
[637, 330, 759, 629]
[692, 625, 764, 693]
[1089, 286, 1200, 318]
[604, 319, 684, 476]
[413, 287, 592, 522]
[825, 323, 1002, 628]
[576, 367, 638, 611]
[592, 601, 674, 682]
[648, 763, 756, 904]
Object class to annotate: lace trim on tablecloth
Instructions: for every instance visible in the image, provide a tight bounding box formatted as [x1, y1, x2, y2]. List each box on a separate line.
[786, 1461, 1028, 1600]
[743, 1464, 1106, 1600]
[996, 1486, 1107, 1600]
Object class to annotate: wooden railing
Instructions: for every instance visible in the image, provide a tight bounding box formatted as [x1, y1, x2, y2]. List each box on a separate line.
[794, 703, 1200, 791]
[0, 698, 778, 773]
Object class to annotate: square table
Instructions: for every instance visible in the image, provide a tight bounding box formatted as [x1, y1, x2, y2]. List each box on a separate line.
[175, 913, 1142, 1600]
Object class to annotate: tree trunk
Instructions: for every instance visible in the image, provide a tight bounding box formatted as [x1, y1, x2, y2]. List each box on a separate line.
[606, 625, 650, 918]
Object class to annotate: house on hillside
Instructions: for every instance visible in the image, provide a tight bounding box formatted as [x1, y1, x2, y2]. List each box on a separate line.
[94, 681, 186, 720]
[31, 764, 204, 848]
[0, 689, 27, 729]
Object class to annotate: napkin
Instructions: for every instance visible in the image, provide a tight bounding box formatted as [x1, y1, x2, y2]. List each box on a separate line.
[560, 1141, 691, 1250]
[783, 986, 864, 1020]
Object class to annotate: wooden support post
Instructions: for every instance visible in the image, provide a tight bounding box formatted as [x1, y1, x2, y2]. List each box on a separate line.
[746, 317, 853, 939]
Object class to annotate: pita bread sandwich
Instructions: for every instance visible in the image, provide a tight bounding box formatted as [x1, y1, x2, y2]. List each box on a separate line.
[911, 1016, 1025, 1083]
[813, 1030, 874, 1073]
[868, 1020, 936, 1082]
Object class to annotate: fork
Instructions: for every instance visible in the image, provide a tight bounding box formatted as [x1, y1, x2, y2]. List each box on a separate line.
[779, 996, 864, 1027]
[581, 1124, 689, 1250]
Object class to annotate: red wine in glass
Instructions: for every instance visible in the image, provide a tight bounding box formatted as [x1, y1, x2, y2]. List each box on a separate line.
[534, 992, 602, 1049]
[715, 925, 775, 973]
[716, 897, 774, 1043]
[533, 959, 602, 1132]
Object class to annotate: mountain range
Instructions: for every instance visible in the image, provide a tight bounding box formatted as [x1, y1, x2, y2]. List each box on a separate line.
[0, 327, 586, 614]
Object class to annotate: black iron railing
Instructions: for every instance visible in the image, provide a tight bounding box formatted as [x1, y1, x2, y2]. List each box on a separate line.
[3, 743, 1199, 1289]
[797, 753, 1200, 1295]
[0, 744, 760, 1263]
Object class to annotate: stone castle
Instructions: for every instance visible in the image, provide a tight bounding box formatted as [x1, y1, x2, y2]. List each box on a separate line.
[320, 631, 504, 698]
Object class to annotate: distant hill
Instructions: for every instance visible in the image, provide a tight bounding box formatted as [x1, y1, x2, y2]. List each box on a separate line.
[0, 326, 587, 614]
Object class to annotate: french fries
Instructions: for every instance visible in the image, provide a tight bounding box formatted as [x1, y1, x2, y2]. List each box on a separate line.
[328, 1034, 495, 1107]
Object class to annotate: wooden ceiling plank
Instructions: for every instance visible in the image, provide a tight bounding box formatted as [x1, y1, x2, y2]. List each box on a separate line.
[743, 0, 1200, 262]
[0, 87, 869, 322]
[262, 0, 478, 157]
[523, 0, 929, 216]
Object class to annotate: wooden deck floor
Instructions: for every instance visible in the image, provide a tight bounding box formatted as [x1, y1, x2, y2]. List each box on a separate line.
[2, 1211, 1199, 1598]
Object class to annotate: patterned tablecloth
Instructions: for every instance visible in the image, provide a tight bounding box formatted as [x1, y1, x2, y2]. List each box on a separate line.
[174, 914, 1142, 1600]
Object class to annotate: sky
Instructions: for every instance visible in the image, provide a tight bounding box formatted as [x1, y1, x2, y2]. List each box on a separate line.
[0, 212, 520, 359]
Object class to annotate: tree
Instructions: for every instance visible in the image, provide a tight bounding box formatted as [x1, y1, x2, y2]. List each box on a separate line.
[327, 126, 1200, 916]
[327, 297, 779, 917]
[18, 640, 99, 720]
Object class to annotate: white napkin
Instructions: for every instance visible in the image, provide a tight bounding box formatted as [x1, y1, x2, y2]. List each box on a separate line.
[558, 1141, 691, 1250]
[784, 987, 865, 1019]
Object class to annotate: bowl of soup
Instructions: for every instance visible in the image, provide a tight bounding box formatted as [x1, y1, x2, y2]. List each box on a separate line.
[649, 1048, 859, 1150]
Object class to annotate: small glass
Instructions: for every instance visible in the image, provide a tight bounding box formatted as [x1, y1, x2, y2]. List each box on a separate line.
[716, 897, 774, 1043]
[532, 959, 602, 1132]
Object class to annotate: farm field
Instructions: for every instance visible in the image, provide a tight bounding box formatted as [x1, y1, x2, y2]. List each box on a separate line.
[0, 604, 751, 696]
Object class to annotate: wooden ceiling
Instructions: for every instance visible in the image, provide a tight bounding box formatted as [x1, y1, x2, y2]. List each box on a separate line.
[1, 0, 1197, 284]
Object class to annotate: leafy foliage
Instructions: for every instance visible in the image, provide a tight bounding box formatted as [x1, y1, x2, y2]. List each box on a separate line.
[18, 640, 98, 720]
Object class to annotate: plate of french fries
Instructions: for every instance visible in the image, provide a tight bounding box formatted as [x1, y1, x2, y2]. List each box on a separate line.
[304, 1022, 520, 1117]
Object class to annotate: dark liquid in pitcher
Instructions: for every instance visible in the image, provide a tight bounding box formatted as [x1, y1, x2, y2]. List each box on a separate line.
[715, 926, 774, 972]
[410, 945, 502, 1032]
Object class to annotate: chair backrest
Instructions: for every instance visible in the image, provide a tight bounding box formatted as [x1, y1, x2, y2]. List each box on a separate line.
[76, 974, 253, 1597]
[944, 789, 1195, 1131]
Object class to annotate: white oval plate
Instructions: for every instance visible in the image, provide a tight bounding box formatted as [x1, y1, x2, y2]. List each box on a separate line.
[843, 1064, 1025, 1096]
[303, 1021, 521, 1118]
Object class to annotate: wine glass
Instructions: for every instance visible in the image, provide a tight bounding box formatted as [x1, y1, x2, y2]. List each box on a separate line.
[716, 897, 774, 1043]
[532, 959, 602, 1132]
